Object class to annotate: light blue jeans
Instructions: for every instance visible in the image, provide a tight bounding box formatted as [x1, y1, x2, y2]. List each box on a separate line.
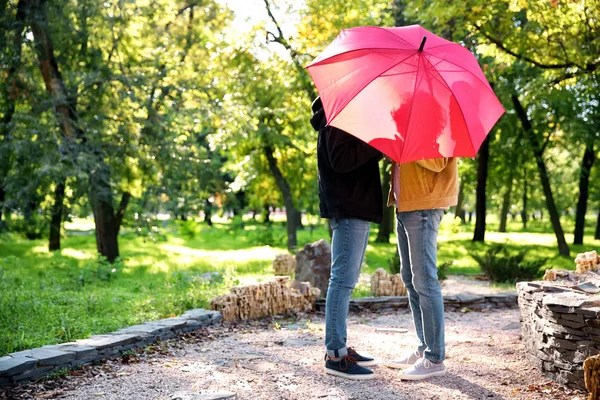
[325, 218, 371, 358]
[396, 209, 445, 363]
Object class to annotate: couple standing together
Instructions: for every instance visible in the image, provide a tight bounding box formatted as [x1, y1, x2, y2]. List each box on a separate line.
[310, 96, 459, 381]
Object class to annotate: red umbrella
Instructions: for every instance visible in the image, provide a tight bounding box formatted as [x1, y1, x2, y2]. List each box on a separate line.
[306, 25, 505, 164]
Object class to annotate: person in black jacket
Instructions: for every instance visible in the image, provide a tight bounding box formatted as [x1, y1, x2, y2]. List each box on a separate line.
[310, 96, 383, 380]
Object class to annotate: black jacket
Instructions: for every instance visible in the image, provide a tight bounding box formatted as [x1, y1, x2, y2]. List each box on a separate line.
[310, 101, 383, 224]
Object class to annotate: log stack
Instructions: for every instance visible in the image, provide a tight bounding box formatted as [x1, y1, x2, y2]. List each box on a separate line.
[370, 268, 407, 297]
[210, 276, 320, 322]
[272, 253, 296, 276]
[575, 250, 600, 274]
[585, 355, 600, 400]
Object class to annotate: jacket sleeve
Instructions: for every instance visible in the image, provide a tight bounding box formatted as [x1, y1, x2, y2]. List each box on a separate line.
[326, 126, 382, 173]
[416, 158, 448, 173]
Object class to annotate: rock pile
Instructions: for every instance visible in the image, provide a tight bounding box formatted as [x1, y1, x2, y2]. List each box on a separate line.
[518, 249, 600, 393]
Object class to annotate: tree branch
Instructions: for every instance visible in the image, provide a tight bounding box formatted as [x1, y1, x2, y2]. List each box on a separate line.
[474, 24, 579, 70]
[263, 0, 317, 100]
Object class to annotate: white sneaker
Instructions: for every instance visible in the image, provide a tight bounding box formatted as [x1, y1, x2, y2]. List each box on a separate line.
[386, 350, 422, 369]
[398, 357, 446, 380]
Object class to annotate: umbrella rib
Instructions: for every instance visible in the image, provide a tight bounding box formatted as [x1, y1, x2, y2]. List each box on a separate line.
[327, 52, 418, 125]
[427, 52, 494, 92]
[370, 25, 416, 49]
[398, 54, 425, 164]
[308, 47, 415, 67]
[421, 56, 476, 156]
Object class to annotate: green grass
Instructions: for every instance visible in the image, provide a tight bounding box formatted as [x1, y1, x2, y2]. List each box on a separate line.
[1, 213, 598, 355]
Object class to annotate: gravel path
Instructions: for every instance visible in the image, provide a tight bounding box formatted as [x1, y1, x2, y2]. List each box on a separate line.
[3, 307, 587, 400]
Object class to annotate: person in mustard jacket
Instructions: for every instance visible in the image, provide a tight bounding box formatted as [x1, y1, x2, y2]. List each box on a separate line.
[386, 158, 458, 380]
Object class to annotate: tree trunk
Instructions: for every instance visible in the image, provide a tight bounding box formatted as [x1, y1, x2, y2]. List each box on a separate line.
[90, 173, 119, 262]
[26, 0, 120, 261]
[0, 0, 26, 227]
[295, 211, 304, 230]
[512, 94, 570, 256]
[573, 139, 596, 245]
[204, 199, 213, 226]
[0, 187, 4, 227]
[473, 135, 491, 242]
[115, 191, 131, 235]
[595, 204, 600, 240]
[376, 159, 393, 243]
[264, 145, 297, 251]
[521, 170, 529, 229]
[262, 204, 271, 224]
[454, 179, 465, 223]
[499, 167, 515, 233]
[49, 180, 65, 251]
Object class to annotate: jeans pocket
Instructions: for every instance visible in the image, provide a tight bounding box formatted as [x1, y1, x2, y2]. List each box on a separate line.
[329, 218, 339, 230]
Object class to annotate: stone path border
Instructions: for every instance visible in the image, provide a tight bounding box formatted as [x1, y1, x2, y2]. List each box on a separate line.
[0, 309, 221, 388]
[314, 291, 518, 312]
[0, 291, 517, 388]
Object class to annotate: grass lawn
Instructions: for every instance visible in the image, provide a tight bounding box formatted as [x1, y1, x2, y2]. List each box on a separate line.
[0, 213, 598, 355]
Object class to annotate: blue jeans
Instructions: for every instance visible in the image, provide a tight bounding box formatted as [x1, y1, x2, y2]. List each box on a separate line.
[396, 209, 445, 363]
[325, 218, 371, 358]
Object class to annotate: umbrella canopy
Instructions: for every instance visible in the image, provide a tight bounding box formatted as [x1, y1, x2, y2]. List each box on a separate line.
[306, 25, 505, 164]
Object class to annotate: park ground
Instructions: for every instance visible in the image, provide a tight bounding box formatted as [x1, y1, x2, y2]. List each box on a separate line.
[0, 307, 588, 400]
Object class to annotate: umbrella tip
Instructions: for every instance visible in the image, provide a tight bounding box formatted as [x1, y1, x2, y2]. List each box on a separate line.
[419, 36, 427, 52]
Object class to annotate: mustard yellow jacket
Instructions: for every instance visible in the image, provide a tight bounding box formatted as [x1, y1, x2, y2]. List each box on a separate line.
[387, 158, 459, 212]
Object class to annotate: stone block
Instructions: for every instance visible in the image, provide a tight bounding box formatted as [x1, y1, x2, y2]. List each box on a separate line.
[455, 292, 485, 304]
[11, 348, 75, 366]
[115, 323, 173, 337]
[575, 306, 600, 317]
[586, 319, 600, 329]
[559, 313, 585, 323]
[12, 366, 54, 383]
[543, 361, 558, 372]
[76, 333, 142, 350]
[542, 293, 590, 308]
[547, 305, 576, 314]
[152, 317, 190, 330]
[549, 337, 579, 351]
[181, 309, 219, 322]
[557, 369, 586, 390]
[295, 239, 331, 297]
[0, 357, 36, 377]
[555, 318, 587, 330]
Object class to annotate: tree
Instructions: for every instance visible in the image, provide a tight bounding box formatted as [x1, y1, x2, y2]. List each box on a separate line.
[512, 93, 570, 256]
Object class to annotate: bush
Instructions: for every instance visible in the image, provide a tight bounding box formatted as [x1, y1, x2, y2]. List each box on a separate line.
[437, 261, 452, 282]
[388, 249, 400, 274]
[471, 244, 547, 283]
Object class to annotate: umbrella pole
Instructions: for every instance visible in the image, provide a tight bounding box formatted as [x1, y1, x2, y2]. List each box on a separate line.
[419, 36, 427, 52]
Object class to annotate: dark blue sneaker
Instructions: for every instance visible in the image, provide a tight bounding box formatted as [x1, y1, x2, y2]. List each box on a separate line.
[347, 347, 377, 367]
[324, 354, 375, 380]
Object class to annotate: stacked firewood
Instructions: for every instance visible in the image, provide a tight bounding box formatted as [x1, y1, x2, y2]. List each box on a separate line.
[370, 268, 407, 296]
[575, 250, 600, 274]
[584, 355, 600, 400]
[210, 276, 320, 321]
[543, 250, 600, 287]
[272, 253, 296, 276]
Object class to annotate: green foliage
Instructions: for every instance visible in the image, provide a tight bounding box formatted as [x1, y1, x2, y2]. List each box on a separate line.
[385, 248, 452, 281]
[470, 243, 548, 284]
[437, 261, 452, 282]
[388, 248, 400, 275]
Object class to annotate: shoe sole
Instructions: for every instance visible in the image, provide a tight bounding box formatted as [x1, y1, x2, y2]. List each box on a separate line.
[324, 367, 375, 380]
[399, 370, 446, 380]
[386, 361, 413, 369]
[357, 360, 377, 367]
